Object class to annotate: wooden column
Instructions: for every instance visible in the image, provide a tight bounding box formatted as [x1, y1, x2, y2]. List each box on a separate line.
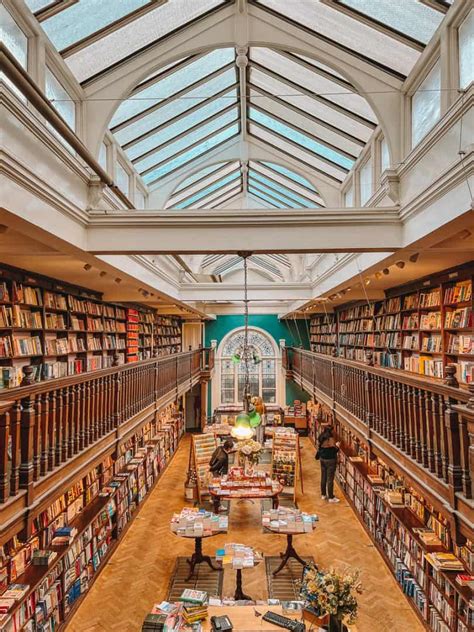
[0, 401, 13, 503]
[200, 380, 208, 430]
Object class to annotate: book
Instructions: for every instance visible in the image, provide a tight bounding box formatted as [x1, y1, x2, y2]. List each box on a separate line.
[179, 589, 208, 605]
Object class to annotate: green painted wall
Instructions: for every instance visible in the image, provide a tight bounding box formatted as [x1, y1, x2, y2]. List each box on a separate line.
[205, 314, 310, 409]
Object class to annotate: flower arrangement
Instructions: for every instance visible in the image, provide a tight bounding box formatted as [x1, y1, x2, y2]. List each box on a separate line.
[237, 438, 263, 467]
[300, 564, 362, 628]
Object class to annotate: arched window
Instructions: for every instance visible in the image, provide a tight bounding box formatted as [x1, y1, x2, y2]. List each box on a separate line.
[219, 329, 278, 404]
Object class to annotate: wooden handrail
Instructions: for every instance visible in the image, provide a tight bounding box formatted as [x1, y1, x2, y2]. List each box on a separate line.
[287, 347, 473, 541]
[0, 350, 209, 507]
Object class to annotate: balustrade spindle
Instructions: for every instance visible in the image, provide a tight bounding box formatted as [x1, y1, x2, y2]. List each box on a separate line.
[431, 392, 443, 477]
[10, 401, 21, 496]
[0, 401, 12, 502]
[47, 391, 56, 471]
[439, 397, 449, 483]
[19, 391, 35, 501]
[39, 391, 49, 477]
[32, 394, 41, 481]
[419, 389, 429, 468]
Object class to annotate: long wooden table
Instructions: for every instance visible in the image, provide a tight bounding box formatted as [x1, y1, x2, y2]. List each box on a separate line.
[201, 606, 358, 631]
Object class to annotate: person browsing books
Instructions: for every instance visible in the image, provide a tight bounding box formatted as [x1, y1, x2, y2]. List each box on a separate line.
[209, 439, 234, 476]
[316, 426, 340, 503]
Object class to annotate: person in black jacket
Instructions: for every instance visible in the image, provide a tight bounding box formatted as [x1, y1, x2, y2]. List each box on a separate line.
[317, 426, 340, 503]
[209, 439, 234, 476]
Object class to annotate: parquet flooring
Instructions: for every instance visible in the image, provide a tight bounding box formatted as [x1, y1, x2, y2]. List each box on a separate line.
[68, 436, 424, 632]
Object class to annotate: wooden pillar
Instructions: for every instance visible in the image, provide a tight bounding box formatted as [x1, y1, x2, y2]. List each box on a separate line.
[0, 401, 13, 503]
[200, 380, 208, 430]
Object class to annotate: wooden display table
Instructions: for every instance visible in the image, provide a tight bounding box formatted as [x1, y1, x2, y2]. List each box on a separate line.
[263, 509, 317, 576]
[209, 477, 283, 513]
[216, 544, 263, 601]
[202, 606, 300, 631]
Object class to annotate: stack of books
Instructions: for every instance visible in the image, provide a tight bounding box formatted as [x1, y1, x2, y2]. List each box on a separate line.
[262, 508, 318, 533]
[215, 544, 262, 569]
[413, 528, 443, 547]
[141, 613, 168, 631]
[178, 589, 208, 606]
[32, 549, 58, 566]
[170, 508, 228, 537]
[456, 574, 474, 589]
[182, 603, 209, 625]
[426, 552, 465, 571]
[51, 526, 77, 545]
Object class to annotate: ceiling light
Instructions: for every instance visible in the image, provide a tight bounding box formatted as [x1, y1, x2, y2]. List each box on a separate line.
[83, 263, 92, 271]
[115, 278, 122, 284]
[409, 253, 419, 263]
[365, 278, 371, 286]
[99, 271, 107, 277]
[383, 268, 390, 275]
[375, 272, 382, 279]
[396, 261, 405, 269]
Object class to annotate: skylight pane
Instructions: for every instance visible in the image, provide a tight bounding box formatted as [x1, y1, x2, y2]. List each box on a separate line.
[255, 0, 419, 76]
[411, 61, 441, 147]
[176, 172, 241, 208]
[26, 0, 57, 11]
[251, 162, 324, 206]
[249, 124, 347, 181]
[111, 49, 234, 127]
[292, 54, 347, 81]
[344, 183, 354, 207]
[136, 108, 238, 173]
[250, 48, 376, 122]
[167, 162, 239, 206]
[66, 0, 227, 82]
[260, 162, 315, 190]
[116, 162, 130, 197]
[249, 87, 360, 158]
[339, 0, 443, 45]
[249, 108, 353, 169]
[249, 69, 372, 142]
[248, 177, 302, 208]
[248, 187, 287, 209]
[249, 171, 313, 207]
[113, 68, 236, 144]
[143, 123, 239, 183]
[209, 188, 243, 209]
[192, 182, 242, 208]
[175, 163, 230, 193]
[127, 90, 237, 161]
[41, 0, 150, 51]
[459, 10, 473, 90]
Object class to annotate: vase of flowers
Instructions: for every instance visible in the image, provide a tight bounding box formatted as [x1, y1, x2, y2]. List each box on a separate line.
[237, 438, 263, 475]
[300, 564, 362, 631]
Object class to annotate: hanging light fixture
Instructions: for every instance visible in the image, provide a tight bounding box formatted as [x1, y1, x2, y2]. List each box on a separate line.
[231, 252, 256, 441]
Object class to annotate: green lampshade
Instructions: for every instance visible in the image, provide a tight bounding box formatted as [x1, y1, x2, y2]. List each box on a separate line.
[235, 412, 250, 426]
[249, 410, 261, 427]
[231, 353, 241, 364]
[231, 411, 254, 440]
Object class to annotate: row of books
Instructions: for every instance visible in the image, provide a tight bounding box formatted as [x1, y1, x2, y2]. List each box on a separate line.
[445, 307, 472, 330]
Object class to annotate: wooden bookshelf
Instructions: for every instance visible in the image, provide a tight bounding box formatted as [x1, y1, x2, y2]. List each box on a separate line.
[0, 403, 184, 632]
[304, 407, 474, 632]
[0, 264, 185, 388]
[310, 263, 473, 384]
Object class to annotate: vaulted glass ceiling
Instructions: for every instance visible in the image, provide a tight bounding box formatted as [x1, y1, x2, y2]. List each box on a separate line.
[252, 0, 446, 78]
[164, 161, 324, 210]
[200, 253, 291, 281]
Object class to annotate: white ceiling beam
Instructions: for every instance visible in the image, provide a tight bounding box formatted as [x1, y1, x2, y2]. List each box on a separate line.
[86, 207, 402, 253]
[179, 282, 312, 301]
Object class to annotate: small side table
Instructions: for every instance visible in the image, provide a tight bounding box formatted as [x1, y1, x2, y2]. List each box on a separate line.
[265, 525, 316, 576]
[174, 532, 223, 582]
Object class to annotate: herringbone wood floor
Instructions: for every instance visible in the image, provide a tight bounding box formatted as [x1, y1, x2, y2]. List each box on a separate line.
[68, 436, 424, 632]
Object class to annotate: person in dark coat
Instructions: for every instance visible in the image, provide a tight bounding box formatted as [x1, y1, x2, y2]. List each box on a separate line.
[317, 426, 340, 503]
[209, 439, 234, 476]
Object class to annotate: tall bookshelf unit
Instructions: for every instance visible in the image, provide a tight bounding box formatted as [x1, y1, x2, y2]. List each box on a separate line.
[0, 404, 184, 632]
[309, 263, 473, 384]
[0, 264, 184, 389]
[307, 408, 473, 632]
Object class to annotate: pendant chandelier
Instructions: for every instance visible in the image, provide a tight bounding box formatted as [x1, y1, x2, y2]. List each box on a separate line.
[231, 252, 261, 441]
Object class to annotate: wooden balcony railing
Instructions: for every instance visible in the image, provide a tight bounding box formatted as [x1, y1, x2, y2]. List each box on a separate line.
[286, 347, 474, 541]
[0, 349, 211, 509]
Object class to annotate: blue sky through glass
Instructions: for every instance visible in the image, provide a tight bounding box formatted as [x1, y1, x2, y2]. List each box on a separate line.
[249, 108, 353, 169]
[249, 171, 313, 207]
[111, 48, 235, 127]
[40, 0, 150, 51]
[260, 162, 317, 191]
[136, 108, 239, 173]
[174, 163, 229, 193]
[248, 177, 305, 208]
[176, 171, 241, 208]
[248, 187, 286, 209]
[143, 123, 239, 183]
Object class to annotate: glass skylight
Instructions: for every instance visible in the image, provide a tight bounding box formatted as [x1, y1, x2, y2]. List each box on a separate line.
[64, 0, 227, 83]
[254, 0, 420, 77]
[175, 163, 232, 194]
[251, 162, 324, 206]
[143, 122, 239, 184]
[249, 177, 308, 208]
[249, 187, 287, 209]
[136, 108, 239, 174]
[168, 162, 240, 207]
[175, 171, 241, 208]
[38, 0, 151, 51]
[111, 48, 235, 127]
[338, 0, 444, 45]
[249, 108, 353, 170]
[248, 171, 314, 208]
[259, 162, 315, 191]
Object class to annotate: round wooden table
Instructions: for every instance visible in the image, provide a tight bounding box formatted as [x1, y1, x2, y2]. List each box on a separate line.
[172, 530, 224, 581]
[265, 522, 317, 576]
